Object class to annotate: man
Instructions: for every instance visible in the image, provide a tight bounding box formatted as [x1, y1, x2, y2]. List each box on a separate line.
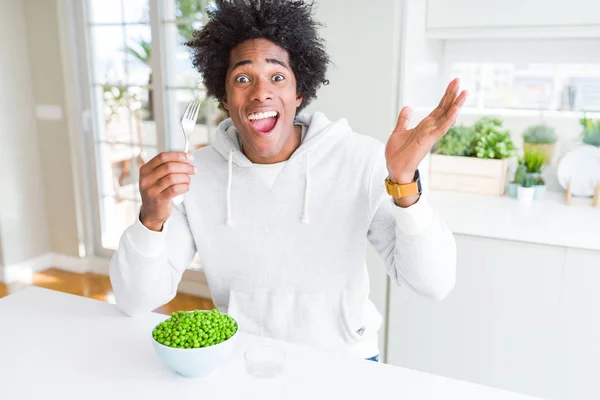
[109, 0, 466, 362]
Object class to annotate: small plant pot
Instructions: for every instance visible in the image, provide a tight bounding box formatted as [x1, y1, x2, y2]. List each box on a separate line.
[507, 182, 519, 198]
[517, 186, 536, 204]
[534, 185, 546, 200]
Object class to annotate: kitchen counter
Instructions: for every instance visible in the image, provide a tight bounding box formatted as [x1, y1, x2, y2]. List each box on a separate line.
[428, 189, 600, 251]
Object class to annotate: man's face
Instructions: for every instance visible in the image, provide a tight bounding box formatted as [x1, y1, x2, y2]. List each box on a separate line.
[222, 38, 303, 163]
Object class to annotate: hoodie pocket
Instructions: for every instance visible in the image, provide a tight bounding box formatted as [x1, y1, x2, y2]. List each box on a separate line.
[227, 288, 363, 351]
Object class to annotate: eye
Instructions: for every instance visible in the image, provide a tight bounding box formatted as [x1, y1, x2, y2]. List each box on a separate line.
[272, 74, 285, 82]
[235, 75, 250, 83]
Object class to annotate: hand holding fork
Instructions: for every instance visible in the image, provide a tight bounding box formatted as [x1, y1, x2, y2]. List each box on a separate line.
[138, 100, 200, 232]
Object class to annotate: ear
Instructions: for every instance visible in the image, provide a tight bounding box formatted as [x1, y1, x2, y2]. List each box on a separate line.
[296, 93, 303, 108]
[221, 95, 229, 111]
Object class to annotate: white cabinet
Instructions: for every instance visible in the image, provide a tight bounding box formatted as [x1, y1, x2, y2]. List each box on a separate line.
[387, 234, 600, 399]
[559, 248, 600, 400]
[387, 234, 567, 399]
[426, 0, 600, 38]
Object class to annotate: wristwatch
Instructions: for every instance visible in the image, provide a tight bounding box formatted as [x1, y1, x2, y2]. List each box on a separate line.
[385, 169, 422, 199]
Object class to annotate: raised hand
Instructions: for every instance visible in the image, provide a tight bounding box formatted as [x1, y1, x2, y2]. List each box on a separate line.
[139, 152, 196, 231]
[385, 78, 468, 189]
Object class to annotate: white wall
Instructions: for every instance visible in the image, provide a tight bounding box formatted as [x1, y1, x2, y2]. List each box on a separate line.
[400, 0, 445, 108]
[307, 0, 404, 362]
[0, 0, 51, 271]
[23, 0, 81, 258]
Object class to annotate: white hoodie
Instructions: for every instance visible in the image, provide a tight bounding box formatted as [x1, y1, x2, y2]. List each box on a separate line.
[109, 111, 456, 358]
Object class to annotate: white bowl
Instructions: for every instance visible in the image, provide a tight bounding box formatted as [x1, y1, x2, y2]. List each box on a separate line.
[151, 312, 239, 378]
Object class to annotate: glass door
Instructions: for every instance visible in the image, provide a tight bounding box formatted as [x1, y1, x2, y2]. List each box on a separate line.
[78, 0, 220, 257]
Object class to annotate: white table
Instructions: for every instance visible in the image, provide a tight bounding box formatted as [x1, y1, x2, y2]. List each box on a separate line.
[0, 287, 542, 400]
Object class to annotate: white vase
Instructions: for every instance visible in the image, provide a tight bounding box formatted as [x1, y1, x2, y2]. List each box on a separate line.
[517, 186, 536, 204]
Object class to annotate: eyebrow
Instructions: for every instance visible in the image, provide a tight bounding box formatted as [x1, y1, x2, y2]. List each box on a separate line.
[231, 58, 290, 72]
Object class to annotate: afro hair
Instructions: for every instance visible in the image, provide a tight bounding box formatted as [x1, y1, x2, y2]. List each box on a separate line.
[186, 0, 330, 112]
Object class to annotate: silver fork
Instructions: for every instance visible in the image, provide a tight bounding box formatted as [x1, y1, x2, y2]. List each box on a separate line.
[172, 99, 201, 205]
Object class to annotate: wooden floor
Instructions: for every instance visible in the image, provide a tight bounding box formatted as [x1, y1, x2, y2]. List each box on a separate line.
[0, 268, 215, 315]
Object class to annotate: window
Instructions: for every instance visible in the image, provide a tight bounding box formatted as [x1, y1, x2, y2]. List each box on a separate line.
[81, 0, 223, 255]
[443, 39, 600, 114]
[452, 62, 600, 112]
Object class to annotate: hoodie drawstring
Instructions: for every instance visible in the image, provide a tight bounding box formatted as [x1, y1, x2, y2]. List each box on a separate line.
[301, 152, 311, 224]
[226, 149, 234, 226]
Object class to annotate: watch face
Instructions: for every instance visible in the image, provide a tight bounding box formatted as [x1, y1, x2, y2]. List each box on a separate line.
[414, 169, 422, 194]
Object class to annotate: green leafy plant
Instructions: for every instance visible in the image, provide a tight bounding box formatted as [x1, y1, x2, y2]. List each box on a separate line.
[522, 124, 557, 144]
[580, 113, 600, 147]
[126, 39, 151, 66]
[473, 116, 503, 132]
[512, 163, 527, 185]
[175, 0, 207, 41]
[523, 149, 545, 174]
[431, 116, 515, 159]
[433, 125, 475, 156]
[534, 176, 545, 186]
[472, 117, 515, 159]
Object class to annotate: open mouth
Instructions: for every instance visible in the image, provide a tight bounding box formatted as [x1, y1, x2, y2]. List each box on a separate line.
[248, 110, 279, 134]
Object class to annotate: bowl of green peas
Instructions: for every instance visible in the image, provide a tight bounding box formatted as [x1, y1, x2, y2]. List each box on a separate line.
[151, 309, 239, 378]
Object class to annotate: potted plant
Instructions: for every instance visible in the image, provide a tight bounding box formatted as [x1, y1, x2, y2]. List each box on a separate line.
[523, 149, 545, 179]
[430, 117, 515, 195]
[517, 176, 536, 205]
[508, 162, 527, 198]
[533, 176, 546, 200]
[522, 124, 557, 164]
[580, 113, 600, 147]
[520, 149, 546, 201]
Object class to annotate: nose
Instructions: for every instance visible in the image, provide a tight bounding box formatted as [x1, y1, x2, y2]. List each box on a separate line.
[250, 77, 273, 103]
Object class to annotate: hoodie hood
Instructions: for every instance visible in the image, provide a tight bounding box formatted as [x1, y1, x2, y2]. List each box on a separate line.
[210, 111, 351, 227]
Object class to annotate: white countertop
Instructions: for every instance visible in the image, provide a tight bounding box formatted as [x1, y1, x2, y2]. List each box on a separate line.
[428, 190, 600, 251]
[0, 287, 541, 400]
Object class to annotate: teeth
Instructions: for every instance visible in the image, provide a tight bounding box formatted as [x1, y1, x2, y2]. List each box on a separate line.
[248, 111, 278, 120]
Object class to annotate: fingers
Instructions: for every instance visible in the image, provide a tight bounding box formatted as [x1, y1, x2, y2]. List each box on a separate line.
[440, 78, 460, 110]
[139, 151, 197, 204]
[454, 89, 468, 109]
[141, 161, 196, 190]
[161, 184, 190, 199]
[141, 151, 193, 174]
[394, 106, 413, 133]
[431, 78, 460, 119]
[154, 174, 192, 198]
[436, 89, 468, 135]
